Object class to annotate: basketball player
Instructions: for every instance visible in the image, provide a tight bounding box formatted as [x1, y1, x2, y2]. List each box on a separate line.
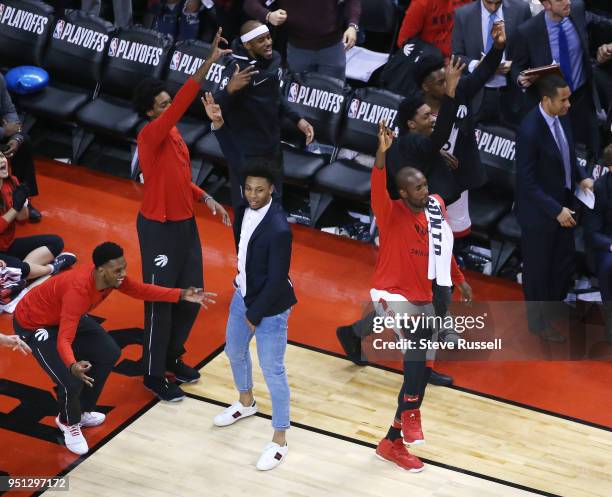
[202, 93, 297, 471]
[133, 28, 231, 402]
[12, 242, 215, 455]
[370, 122, 472, 472]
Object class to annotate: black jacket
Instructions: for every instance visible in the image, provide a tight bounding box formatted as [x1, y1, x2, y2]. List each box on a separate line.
[448, 45, 504, 192]
[584, 172, 612, 252]
[213, 123, 297, 325]
[514, 105, 587, 229]
[386, 94, 460, 205]
[214, 39, 302, 157]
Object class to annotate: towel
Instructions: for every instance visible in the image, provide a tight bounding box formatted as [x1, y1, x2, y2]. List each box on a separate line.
[425, 195, 454, 286]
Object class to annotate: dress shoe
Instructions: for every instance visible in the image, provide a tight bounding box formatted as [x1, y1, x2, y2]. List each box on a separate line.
[428, 369, 453, 386]
[537, 328, 567, 343]
[336, 325, 368, 366]
[28, 203, 42, 222]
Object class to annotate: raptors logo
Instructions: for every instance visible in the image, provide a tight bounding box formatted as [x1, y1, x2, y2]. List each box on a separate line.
[170, 50, 182, 71]
[348, 98, 360, 119]
[287, 82, 299, 103]
[34, 329, 49, 342]
[403, 43, 415, 57]
[456, 105, 468, 119]
[53, 19, 65, 39]
[108, 37, 119, 57]
[154, 255, 168, 268]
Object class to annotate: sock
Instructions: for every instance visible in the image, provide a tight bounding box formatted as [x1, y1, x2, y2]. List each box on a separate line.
[402, 393, 421, 411]
[386, 420, 402, 441]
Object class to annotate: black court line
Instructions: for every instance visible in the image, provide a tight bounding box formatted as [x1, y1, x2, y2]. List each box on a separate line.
[184, 391, 559, 497]
[32, 343, 227, 497]
[286, 339, 612, 433]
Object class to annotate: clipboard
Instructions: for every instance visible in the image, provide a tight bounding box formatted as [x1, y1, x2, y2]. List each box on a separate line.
[519, 63, 562, 79]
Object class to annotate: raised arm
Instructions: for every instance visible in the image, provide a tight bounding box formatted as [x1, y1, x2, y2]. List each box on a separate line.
[371, 122, 395, 230]
[202, 92, 246, 209]
[429, 56, 464, 150]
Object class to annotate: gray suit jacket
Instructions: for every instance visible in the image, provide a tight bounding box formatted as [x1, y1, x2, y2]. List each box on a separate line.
[452, 0, 531, 112]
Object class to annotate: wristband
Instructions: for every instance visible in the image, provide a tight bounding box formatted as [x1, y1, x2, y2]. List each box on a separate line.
[203, 194, 214, 204]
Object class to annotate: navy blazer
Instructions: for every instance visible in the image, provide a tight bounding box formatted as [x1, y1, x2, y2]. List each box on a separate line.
[514, 105, 587, 228]
[511, 0, 611, 111]
[213, 124, 297, 325]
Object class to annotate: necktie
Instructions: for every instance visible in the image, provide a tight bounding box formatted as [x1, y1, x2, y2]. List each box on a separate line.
[557, 21, 574, 90]
[485, 12, 496, 53]
[553, 117, 572, 189]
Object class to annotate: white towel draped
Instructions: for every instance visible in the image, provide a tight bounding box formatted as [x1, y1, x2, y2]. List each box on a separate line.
[425, 195, 454, 287]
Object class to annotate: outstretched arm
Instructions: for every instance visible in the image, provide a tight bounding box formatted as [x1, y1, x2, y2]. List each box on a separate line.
[429, 56, 464, 151]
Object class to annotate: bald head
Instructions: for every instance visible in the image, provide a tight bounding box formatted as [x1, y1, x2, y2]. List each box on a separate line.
[395, 166, 424, 191]
[241, 20, 263, 37]
[395, 166, 429, 211]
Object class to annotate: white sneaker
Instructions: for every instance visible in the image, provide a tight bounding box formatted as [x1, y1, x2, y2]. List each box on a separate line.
[80, 411, 106, 428]
[256, 442, 288, 471]
[213, 401, 257, 427]
[55, 416, 88, 455]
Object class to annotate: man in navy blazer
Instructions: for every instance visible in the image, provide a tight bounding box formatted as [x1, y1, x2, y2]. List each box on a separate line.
[202, 93, 296, 472]
[511, 0, 612, 154]
[515, 74, 593, 342]
[452, 0, 532, 126]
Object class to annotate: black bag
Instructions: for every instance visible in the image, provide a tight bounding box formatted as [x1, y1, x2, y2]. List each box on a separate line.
[378, 38, 443, 98]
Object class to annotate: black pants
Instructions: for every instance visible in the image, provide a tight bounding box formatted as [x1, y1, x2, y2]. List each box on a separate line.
[0, 234, 63, 277]
[1, 135, 38, 196]
[521, 223, 575, 332]
[136, 214, 203, 378]
[568, 84, 600, 157]
[13, 315, 121, 425]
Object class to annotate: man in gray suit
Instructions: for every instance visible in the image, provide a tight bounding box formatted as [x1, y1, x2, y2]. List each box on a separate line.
[452, 0, 531, 127]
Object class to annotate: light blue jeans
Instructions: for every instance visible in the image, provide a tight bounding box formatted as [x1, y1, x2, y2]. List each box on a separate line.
[224, 290, 291, 430]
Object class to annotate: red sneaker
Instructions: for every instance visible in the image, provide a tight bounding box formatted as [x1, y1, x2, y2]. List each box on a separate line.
[375, 438, 424, 472]
[401, 409, 424, 445]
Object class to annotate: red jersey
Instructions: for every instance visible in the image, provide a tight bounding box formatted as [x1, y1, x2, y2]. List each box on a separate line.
[371, 165, 464, 302]
[137, 78, 206, 222]
[0, 176, 23, 251]
[15, 264, 181, 366]
[397, 0, 471, 57]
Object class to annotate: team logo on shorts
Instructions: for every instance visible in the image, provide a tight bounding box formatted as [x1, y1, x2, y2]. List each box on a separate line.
[287, 82, 299, 103]
[154, 254, 168, 268]
[348, 98, 360, 119]
[170, 50, 182, 71]
[35, 329, 49, 342]
[108, 37, 119, 57]
[53, 19, 65, 39]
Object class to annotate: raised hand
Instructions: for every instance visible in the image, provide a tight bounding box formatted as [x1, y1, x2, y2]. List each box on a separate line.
[374, 121, 394, 169]
[201, 92, 223, 126]
[491, 20, 507, 49]
[226, 64, 259, 95]
[207, 27, 232, 64]
[444, 55, 466, 97]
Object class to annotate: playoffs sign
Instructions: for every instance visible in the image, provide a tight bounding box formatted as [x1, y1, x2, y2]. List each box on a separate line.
[287, 82, 344, 114]
[169, 50, 224, 83]
[108, 37, 163, 66]
[0, 3, 48, 34]
[52, 20, 108, 52]
[347, 97, 398, 130]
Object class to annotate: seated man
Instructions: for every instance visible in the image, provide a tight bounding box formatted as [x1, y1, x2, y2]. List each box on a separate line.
[13, 242, 215, 455]
[583, 143, 612, 345]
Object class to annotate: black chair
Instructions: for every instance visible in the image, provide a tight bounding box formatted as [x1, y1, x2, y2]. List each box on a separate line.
[0, 0, 54, 70]
[311, 86, 403, 226]
[280, 72, 348, 193]
[359, 0, 401, 52]
[74, 25, 173, 161]
[16, 10, 114, 161]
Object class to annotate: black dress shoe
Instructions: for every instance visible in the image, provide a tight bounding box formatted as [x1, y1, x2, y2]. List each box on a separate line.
[336, 325, 368, 366]
[428, 369, 453, 386]
[28, 204, 42, 223]
[537, 328, 567, 343]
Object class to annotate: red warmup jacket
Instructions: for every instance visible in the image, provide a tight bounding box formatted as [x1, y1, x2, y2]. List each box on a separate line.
[137, 78, 207, 222]
[15, 264, 181, 367]
[397, 0, 472, 57]
[0, 176, 25, 252]
[370, 164, 464, 303]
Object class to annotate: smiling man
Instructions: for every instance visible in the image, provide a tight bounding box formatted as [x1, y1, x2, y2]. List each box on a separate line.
[12, 242, 215, 456]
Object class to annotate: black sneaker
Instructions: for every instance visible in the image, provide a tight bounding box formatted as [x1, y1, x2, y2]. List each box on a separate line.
[28, 204, 42, 223]
[336, 325, 368, 366]
[144, 376, 185, 402]
[51, 253, 77, 275]
[167, 359, 200, 384]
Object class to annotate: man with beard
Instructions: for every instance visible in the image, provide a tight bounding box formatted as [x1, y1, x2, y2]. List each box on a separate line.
[214, 21, 314, 194]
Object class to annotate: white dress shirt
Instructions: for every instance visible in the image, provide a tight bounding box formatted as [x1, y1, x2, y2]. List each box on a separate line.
[236, 198, 273, 297]
[468, 1, 507, 88]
